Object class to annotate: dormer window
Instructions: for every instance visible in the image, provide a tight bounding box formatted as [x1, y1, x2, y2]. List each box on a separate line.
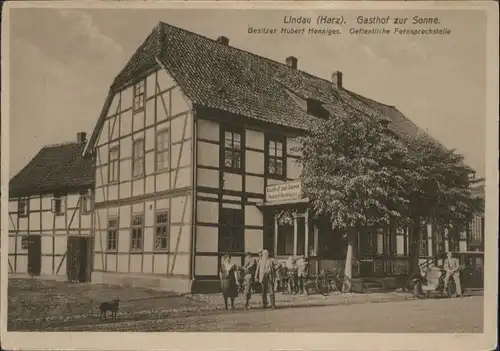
[306, 99, 329, 119]
[379, 119, 390, 128]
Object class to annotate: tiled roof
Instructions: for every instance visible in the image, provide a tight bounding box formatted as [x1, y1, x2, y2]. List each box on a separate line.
[87, 21, 462, 164]
[110, 22, 442, 143]
[9, 142, 94, 198]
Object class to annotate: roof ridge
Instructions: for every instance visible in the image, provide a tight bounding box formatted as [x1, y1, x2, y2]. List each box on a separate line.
[345, 89, 395, 109]
[158, 21, 340, 88]
[42, 141, 82, 149]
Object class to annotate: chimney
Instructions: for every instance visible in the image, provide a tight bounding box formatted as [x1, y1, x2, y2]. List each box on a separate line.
[77, 132, 87, 144]
[332, 70, 343, 89]
[286, 56, 298, 69]
[216, 36, 229, 45]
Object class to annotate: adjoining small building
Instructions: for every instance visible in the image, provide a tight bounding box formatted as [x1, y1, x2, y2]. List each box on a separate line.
[82, 21, 479, 293]
[8, 132, 94, 282]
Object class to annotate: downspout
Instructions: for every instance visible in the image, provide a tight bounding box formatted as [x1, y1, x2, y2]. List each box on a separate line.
[190, 109, 198, 287]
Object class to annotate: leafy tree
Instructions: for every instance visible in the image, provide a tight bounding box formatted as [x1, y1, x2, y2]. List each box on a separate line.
[400, 135, 484, 283]
[296, 105, 411, 291]
[296, 104, 483, 291]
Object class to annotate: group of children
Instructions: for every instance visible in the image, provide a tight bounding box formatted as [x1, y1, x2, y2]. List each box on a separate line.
[275, 255, 310, 295]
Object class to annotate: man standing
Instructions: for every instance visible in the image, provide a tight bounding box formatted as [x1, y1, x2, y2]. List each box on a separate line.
[254, 249, 276, 309]
[443, 251, 463, 297]
[242, 252, 257, 310]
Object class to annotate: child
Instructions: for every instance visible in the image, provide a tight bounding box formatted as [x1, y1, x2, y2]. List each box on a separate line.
[296, 255, 309, 295]
[286, 256, 298, 295]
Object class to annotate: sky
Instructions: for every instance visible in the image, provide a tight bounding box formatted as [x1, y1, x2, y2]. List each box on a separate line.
[8, 7, 487, 178]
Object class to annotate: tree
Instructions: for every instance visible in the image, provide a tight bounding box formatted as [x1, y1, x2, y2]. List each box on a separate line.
[296, 105, 411, 292]
[400, 135, 484, 284]
[296, 103, 483, 292]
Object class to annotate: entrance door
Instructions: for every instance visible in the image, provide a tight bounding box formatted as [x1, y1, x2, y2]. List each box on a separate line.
[27, 235, 41, 276]
[67, 236, 91, 283]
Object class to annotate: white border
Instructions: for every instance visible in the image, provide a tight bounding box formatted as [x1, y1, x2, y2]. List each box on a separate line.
[1, 1, 498, 350]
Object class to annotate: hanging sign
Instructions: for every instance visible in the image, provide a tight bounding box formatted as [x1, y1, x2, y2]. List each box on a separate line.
[265, 180, 302, 202]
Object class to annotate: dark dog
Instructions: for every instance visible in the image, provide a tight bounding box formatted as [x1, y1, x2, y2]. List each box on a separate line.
[99, 299, 120, 321]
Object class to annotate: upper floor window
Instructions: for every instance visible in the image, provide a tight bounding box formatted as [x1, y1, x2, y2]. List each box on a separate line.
[133, 79, 145, 112]
[80, 191, 92, 215]
[223, 129, 242, 171]
[18, 199, 29, 217]
[108, 147, 119, 183]
[267, 137, 286, 177]
[131, 215, 144, 251]
[51, 196, 64, 216]
[132, 140, 145, 178]
[156, 129, 169, 171]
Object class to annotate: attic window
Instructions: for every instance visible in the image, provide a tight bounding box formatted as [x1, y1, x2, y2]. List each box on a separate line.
[18, 199, 29, 217]
[307, 99, 329, 119]
[133, 79, 145, 112]
[51, 196, 64, 216]
[80, 191, 92, 215]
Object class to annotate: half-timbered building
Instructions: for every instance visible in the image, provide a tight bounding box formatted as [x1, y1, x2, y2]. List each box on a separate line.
[8, 133, 94, 282]
[83, 22, 475, 293]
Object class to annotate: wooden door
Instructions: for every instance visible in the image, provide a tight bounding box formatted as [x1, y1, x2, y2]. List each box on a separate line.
[67, 236, 80, 282]
[67, 236, 91, 283]
[78, 237, 91, 282]
[27, 235, 41, 276]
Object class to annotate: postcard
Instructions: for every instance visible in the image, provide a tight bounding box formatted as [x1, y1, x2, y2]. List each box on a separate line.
[1, 1, 498, 350]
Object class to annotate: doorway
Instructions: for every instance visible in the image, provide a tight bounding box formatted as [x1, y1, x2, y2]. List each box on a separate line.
[27, 235, 41, 276]
[67, 236, 91, 282]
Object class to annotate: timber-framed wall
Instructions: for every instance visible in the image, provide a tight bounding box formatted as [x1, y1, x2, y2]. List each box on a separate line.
[8, 190, 93, 281]
[91, 67, 194, 291]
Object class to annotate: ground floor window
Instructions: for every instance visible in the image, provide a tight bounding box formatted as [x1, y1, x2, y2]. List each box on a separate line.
[131, 215, 144, 251]
[277, 222, 294, 256]
[107, 219, 118, 251]
[219, 207, 244, 252]
[155, 211, 169, 251]
[419, 227, 428, 256]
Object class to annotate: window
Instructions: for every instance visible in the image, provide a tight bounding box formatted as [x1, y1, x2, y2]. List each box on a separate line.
[155, 211, 169, 251]
[21, 237, 29, 250]
[267, 137, 286, 177]
[133, 79, 145, 112]
[132, 140, 145, 177]
[80, 191, 92, 215]
[18, 199, 28, 217]
[277, 222, 294, 256]
[51, 196, 64, 215]
[107, 219, 118, 251]
[223, 129, 242, 170]
[419, 227, 428, 256]
[359, 230, 375, 255]
[219, 208, 244, 252]
[131, 215, 144, 251]
[156, 129, 169, 171]
[108, 147, 119, 183]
